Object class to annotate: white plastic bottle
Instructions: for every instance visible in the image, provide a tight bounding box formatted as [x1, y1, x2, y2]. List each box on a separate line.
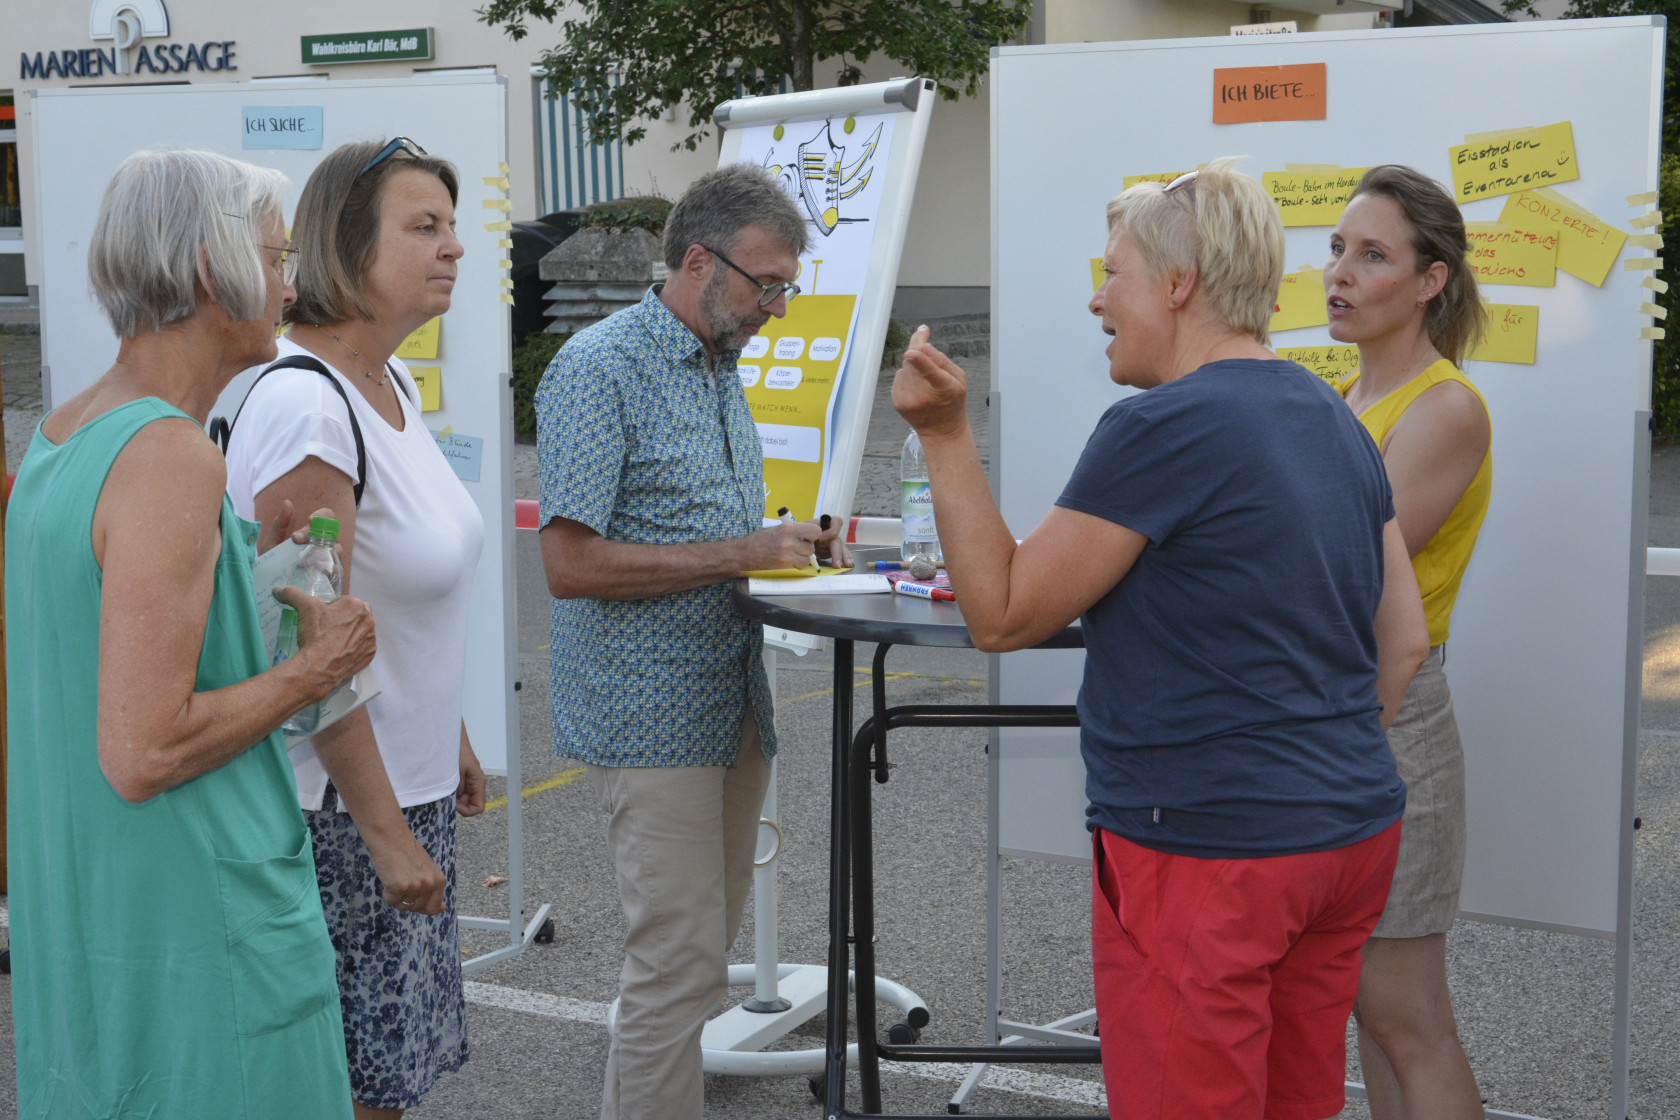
[276, 515, 344, 735]
[900, 432, 941, 565]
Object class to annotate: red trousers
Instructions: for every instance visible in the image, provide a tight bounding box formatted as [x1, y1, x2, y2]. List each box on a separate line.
[1091, 822, 1400, 1120]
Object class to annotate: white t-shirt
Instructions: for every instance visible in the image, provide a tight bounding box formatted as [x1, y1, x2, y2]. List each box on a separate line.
[225, 336, 485, 811]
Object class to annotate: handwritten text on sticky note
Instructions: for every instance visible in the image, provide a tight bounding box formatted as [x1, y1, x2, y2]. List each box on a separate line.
[395, 317, 441, 360]
[1213, 63, 1326, 125]
[1468, 303, 1539, 364]
[1277, 345, 1361, 384]
[1270, 265, 1330, 334]
[409, 366, 441, 412]
[1263, 167, 1369, 227]
[1449, 122, 1578, 203]
[1499, 189, 1627, 287]
[242, 105, 323, 150]
[431, 429, 483, 482]
[1464, 221, 1557, 287]
[1122, 171, 1195, 190]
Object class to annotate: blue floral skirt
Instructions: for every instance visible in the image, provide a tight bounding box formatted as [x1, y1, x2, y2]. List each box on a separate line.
[305, 786, 468, 1109]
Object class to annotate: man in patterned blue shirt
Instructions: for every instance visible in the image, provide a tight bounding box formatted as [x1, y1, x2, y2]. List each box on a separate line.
[535, 163, 849, 1120]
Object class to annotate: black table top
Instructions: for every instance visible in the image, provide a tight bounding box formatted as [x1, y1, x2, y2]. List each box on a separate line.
[733, 579, 1085, 650]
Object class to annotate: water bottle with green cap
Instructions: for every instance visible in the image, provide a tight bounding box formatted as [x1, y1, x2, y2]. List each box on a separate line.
[276, 515, 344, 735]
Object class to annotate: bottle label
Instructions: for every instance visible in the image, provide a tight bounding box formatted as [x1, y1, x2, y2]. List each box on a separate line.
[901, 482, 938, 542]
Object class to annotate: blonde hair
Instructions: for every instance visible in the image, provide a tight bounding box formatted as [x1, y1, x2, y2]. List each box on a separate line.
[1104, 157, 1284, 343]
[1349, 165, 1487, 365]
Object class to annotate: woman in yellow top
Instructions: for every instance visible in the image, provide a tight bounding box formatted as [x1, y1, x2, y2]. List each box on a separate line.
[1326, 164, 1491, 1120]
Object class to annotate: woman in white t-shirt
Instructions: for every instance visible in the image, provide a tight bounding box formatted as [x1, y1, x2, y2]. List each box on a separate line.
[224, 137, 483, 1120]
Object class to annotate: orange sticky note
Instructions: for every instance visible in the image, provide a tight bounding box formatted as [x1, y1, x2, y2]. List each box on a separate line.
[1213, 64, 1326, 125]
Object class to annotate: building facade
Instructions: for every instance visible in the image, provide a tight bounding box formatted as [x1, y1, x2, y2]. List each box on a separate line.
[1, 0, 1490, 315]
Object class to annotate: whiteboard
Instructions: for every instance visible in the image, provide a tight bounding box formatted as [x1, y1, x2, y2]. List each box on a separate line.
[31, 76, 520, 773]
[992, 19, 1662, 936]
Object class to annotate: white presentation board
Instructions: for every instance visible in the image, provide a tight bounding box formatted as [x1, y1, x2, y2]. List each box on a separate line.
[992, 19, 1660, 937]
[31, 75, 519, 773]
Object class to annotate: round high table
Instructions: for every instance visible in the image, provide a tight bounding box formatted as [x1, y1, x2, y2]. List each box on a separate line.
[734, 582, 1099, 1120]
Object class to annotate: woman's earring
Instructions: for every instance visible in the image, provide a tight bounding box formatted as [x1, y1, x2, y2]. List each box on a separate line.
[1168, 299, 1179, 309]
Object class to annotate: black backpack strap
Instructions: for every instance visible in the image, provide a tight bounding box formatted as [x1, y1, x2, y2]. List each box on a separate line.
[212, 354, 367, 507]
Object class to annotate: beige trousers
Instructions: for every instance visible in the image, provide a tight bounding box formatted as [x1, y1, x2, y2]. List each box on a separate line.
[587, 715, 771, 1120]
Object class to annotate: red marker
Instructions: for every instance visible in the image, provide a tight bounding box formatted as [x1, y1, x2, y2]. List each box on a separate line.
[892, 580, 956, 602]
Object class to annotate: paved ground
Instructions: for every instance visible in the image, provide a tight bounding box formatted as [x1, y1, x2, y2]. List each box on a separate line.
[5, 328, 1680, 1118]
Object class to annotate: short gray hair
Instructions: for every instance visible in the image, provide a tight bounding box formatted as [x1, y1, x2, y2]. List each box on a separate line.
[662, 162, 808, 268]
[88, 150, 288, 339]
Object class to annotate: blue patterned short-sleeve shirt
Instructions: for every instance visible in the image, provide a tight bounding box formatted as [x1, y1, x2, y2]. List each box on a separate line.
[535, 287, 775, 767]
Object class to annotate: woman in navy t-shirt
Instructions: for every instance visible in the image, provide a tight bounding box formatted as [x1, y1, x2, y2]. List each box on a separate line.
[890, 158, 1431, 1120]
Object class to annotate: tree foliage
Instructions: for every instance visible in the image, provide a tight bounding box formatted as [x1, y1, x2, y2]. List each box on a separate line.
[477, 0, 1032, 150]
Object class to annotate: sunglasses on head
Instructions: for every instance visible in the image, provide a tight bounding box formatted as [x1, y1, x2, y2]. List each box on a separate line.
[357, 136, 426, 179]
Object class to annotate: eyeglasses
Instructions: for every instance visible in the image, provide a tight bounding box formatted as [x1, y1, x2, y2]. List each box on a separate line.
[357, 136, 426, 179]
[1163, 170, 1199, 198]
[704, 246, 800, 308]
[222, 211, 299, 283]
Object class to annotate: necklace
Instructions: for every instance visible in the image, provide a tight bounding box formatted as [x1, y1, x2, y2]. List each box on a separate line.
[319, 327, 388, 387]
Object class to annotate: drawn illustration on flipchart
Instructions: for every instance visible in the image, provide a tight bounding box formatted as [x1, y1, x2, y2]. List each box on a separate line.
[755, 117, 888, 237]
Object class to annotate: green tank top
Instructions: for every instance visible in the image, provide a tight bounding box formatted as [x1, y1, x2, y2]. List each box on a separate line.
[5, 398, 352, 1119]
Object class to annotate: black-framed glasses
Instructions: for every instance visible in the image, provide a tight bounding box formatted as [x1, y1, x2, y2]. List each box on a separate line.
[357, 136, 426, 179]
[704, 246, 800, 308]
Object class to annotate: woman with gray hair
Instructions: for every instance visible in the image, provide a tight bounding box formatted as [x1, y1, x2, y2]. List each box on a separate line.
[891, 157, 1430, 1119]
[223, 137, 482, 1120]
[5, 148, 375, 1118]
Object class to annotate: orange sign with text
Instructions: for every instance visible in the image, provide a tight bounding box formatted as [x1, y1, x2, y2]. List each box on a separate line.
[1213, 64, 1327, 124]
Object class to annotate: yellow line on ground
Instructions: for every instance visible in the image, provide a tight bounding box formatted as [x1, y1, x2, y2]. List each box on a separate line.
[483, 766, 587, 813]
[781, 669, 986, 706]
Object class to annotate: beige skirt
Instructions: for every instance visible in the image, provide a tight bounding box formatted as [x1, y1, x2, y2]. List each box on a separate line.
[1372, 646, 1467, 939]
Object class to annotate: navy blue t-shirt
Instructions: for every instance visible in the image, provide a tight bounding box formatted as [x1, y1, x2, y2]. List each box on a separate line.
[1056, 359, 1405, 858]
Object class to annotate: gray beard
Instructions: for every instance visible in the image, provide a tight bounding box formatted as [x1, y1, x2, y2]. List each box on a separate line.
[700, 269, 757, 352]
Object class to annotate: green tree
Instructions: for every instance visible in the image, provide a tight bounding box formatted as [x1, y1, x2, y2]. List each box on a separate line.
[476, 0, 1032, 150]
[1501, 1, 1680, 432]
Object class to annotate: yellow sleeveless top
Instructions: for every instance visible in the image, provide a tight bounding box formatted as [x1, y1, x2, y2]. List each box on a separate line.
[1338, 359, 1491, 646]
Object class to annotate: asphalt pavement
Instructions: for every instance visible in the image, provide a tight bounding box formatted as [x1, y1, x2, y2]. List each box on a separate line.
[4, 329, 1680, 1117]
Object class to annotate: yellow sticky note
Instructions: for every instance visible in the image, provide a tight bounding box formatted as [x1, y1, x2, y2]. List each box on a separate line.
[1262, 166, 1369, 227]
[1091, 258, 1106, 292]
[483, 220, 512, 232]
[481, 175, 510, 189]
[1642, 301, 1669, 320]
[1625, 256, 1664, 271]
[499, 293, 514, 305]
[409, 366, 442, 412]
[395, 317, 441, 360]
[1122, 170, 1194, 190]
[1464, 220, 1557, 287]
[1643, 276, 1670, 294]
[1643, 326, 1667, 340]
[1630, 233, 1665, 249]
[498, 161, 509, 176]
[1500, 190, 1628, 287]
[498, 257, 513, 270]
[1631, 211, 1663, 229]
[1276, 345, 1361, 384]
[1468, 303, 1539, 364]
[497, 237, 514, 249]
[1628, 190, 1660, 206]
[1270, 265, 1329, 333]
[1448, 122, 1578, 203]
[482, 198, 513, 212]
